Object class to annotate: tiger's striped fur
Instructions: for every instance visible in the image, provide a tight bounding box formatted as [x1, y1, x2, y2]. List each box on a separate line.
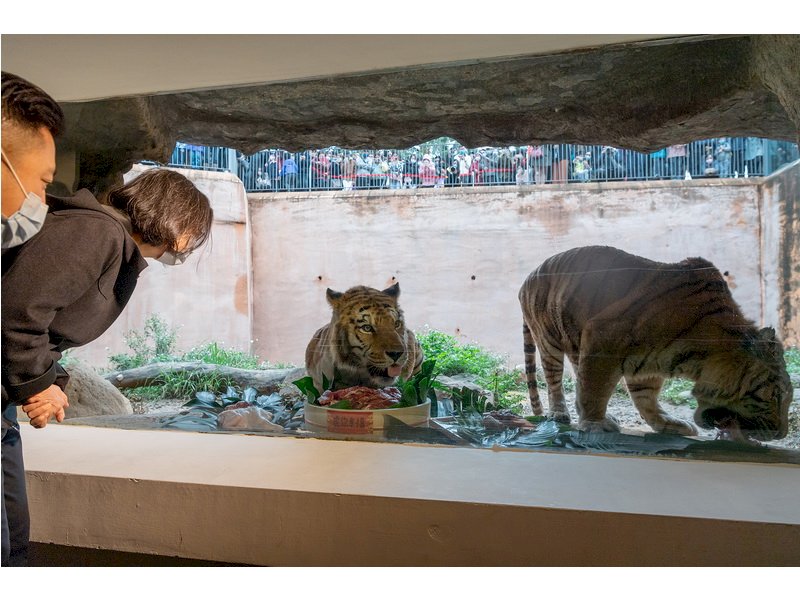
[305, 283, 424, 392]
[519, 245, 792, 440]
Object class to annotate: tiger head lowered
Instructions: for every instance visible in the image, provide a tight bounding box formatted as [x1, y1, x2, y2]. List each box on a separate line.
[691, 326, 792, 441]
[305, 283, 423, 392]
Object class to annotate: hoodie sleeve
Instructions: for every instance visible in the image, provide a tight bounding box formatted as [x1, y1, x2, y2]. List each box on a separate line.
[1, 212, 123, 403]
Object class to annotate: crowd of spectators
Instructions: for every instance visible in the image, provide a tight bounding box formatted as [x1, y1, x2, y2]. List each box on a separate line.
[171, 137, 799, 193]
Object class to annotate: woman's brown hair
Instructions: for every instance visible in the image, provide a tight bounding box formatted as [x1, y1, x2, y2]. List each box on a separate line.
[106, 168, 213, 253]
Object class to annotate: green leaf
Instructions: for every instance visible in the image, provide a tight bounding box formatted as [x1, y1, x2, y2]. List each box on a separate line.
[183, 391, 220, 408]
[393, 358, 438, 407]
[329, 400, 352, 409]
[525, 415, 548, 424]
[322, 372, 332, 393]
[292, 376, 321, 401]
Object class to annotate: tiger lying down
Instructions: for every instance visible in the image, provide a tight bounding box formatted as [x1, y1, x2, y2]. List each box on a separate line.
[519, 245, 792, 442]
[305, 282, 424, 396]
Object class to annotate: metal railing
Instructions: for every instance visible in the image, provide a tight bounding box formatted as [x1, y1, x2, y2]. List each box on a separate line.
[168, 143, 231, 172]
[164, 137, 799, 193]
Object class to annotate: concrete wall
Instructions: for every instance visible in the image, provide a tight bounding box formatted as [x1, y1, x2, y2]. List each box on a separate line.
[71, 165, 252, 368]
[761, 161, 800, 346]
[249, 179, 784, 367]
[22, 423, 800, 566]
[71, 164, 798, 370]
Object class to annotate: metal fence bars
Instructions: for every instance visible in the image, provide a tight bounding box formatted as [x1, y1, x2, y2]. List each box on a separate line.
[167, 138, 799, 193]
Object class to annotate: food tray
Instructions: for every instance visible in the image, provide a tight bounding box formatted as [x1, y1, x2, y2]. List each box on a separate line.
[303, 399, 431, 435]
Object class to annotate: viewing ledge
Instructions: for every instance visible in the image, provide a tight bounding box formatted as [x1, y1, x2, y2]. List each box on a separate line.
[22, 422, 800, 566]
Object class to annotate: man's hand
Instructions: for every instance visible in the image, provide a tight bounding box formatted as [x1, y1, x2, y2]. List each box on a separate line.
[22, 385, 69, 428]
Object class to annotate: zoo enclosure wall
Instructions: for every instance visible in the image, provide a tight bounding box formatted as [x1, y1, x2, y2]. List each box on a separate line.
[70, 161, 800, 369]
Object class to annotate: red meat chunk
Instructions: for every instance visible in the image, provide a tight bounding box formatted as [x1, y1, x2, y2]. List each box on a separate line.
[318, 386, 402, 410]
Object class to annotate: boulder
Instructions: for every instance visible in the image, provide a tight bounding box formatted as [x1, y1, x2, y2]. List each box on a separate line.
[436, 374, 495, 405]
[63, 361, 133, 419]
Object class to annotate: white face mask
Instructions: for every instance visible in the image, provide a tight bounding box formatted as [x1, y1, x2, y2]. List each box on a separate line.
[157, 249, 190, 266]
[1, 148, 49, 249]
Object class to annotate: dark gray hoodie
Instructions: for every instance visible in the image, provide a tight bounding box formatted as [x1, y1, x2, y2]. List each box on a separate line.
[1, 189, 148, 407]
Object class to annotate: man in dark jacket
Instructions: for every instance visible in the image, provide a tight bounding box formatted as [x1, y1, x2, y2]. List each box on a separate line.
[1, 71, 66, 567]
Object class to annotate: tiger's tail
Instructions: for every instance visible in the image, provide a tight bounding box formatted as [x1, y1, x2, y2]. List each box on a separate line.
[522, 321, 544, 416]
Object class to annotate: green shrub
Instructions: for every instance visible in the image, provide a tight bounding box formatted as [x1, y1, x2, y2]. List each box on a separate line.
[785, 347, 799, 383]
[659, 378, 697, 408]
[418, 329, 503, 376]
[109, 314, 178, 370]
[417, 328, 527, 413]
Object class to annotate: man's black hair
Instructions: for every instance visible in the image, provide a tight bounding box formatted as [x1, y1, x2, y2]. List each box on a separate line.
[2, 71, 65, 137]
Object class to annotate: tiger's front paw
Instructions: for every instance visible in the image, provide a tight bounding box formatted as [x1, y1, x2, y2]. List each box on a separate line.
[577, 416, 620, 433]
[655, 416, 698, 437]
[548, 410, 572, 425]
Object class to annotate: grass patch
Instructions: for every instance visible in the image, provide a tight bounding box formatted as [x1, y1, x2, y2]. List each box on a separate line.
[183, 342, 263, 370]
[157, 370, 235, 399]
[125, 385, 167, 403]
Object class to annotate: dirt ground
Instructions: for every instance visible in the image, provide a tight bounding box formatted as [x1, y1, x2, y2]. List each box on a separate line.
[523, 389, 800, 451]
[130, 397, 186, 415]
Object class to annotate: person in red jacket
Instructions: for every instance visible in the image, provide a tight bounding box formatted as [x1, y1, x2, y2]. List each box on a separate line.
[418, 154, 437, 187]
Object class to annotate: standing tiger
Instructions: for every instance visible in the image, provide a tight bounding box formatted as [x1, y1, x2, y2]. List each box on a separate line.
[305, 283, 424, 392]
[519, 245, 791, 441]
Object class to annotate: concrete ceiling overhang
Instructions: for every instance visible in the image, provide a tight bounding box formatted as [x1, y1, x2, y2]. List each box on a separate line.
[2, 34, 798, 193]
[1, 34, 677, 102]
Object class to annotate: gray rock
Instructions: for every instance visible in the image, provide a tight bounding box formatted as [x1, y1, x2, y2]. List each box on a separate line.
[436, 375, 494, 406]
[282, 367, 310, 385]
[64, 362, 133, 419]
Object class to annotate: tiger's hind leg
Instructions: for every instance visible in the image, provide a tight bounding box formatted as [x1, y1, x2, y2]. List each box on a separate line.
[574, 320, 622, 432]
[522, 322, 544, 416]
[626, 375, 698, 436]
[538, 338, 571, 425]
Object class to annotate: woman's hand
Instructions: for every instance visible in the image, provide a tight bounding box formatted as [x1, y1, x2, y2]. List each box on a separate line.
[22, 385, 69, 428]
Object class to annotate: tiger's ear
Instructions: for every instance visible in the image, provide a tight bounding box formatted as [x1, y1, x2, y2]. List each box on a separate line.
[382, 282, 400, 298]
[326, 288, 343, 308]
[758, 327, 777, 342]
[749, 327, 783, 360]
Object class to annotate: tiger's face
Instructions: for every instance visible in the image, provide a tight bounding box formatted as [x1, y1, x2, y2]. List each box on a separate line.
[693, 328, 792, 441]
[328, 283, 410, 387]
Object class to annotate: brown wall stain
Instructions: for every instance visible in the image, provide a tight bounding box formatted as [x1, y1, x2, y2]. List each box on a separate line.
[234, 275, 248, 316]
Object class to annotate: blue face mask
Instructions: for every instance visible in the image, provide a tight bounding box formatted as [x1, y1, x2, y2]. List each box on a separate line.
[1, 148, 49, 249]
